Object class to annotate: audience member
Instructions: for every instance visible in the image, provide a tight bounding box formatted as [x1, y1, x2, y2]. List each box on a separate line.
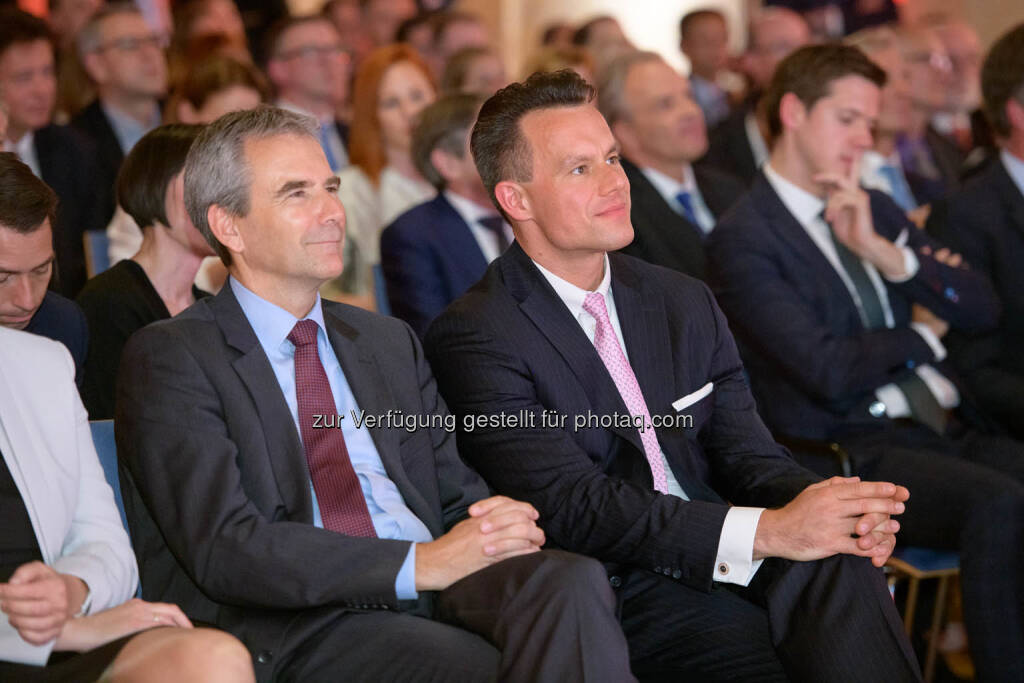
[679, 8, 734, 128]
[0, 152, 87, 385]
[361, 0, 418, 52]
[431, 11, 489, 69]
[848, 27, 938, 216]
[598, 51, 745, 279]
[440, 47, 507, 96]
[105, 55, 264, 296]
[335, 44, 437, 304]
[73, 2, 168, 231]
[265, 17, 351, 173]
[424, 70, 919, 682]
[78, 125, 213, 420]
[48, 0, 104, 51]
[0, 9, 105, 298]
[571, 15, 633, 74]
[896, 26, 963, 194]
[48, 0, 103, 121]
[703, 7, 810, 184]
[114, 105, 636, 683]
[926, 24, 1024, 440]
[522, 46, 594, 84]
[540, 21, 574, 50]
[168, 0, 250, 85]
[929, 19, 987, 154]
[323, 0, 370, 65]
[0, 326, 254, 683]
[707, 44, 1024, 682]
[381, 93, 506, 336]
[395, 12, 437, 61]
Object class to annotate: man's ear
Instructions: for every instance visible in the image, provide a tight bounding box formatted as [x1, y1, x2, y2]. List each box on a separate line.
[430, 147, 458, 185]
[207, 204, 244, 257]
[494, 180, 531, 223]
[778, 92, 807, 132]
[1006, 97, 1024, 136]
[611, 119, 637, 159]
[81, 51, 107, 85]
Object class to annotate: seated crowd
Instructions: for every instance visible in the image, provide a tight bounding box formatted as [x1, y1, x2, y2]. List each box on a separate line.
[1, 1, 1023, 681]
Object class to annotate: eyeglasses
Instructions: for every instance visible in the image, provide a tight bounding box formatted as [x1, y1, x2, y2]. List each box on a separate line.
[904, 50, 952, 74]
[275, 44, 350, 63]
[92, 34, 168, 54]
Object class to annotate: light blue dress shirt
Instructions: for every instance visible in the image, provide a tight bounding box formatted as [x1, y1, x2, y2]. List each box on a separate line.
[101, 101, 160, 155]
[230, 277, 431, 599]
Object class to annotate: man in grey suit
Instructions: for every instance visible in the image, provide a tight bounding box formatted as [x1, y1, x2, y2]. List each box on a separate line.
[114, 107, 634, 683]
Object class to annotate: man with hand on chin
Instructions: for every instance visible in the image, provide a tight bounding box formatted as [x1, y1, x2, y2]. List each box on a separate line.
[425, 70, 919, 682]
[709, 43, 1024, 683]
[115, 106, 634, 683]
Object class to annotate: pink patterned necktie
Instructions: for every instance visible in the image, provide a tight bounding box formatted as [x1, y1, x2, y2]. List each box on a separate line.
[288, 319, 377, 537]
[582, 292, 669, 493]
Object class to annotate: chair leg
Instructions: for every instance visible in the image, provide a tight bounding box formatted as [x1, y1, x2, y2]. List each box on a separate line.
[904, 576, 920, 636]
[923, 576, 951, 683]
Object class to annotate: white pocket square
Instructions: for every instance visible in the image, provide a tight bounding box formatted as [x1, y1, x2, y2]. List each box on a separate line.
[672, 382, 714, 412]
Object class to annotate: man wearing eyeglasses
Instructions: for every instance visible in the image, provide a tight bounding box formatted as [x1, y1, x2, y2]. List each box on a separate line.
[72, 2, 168, 232]
[265, 16, 351, 172]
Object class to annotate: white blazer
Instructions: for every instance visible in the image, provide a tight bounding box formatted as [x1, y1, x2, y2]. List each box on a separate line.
[0, 327, 137, 665]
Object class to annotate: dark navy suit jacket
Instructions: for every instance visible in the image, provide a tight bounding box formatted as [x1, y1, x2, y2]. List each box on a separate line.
[708, 172, 999, 441]
[380, 193, 491, 337]
[425, 244, 817, 593]
[25, 291, 88, 387]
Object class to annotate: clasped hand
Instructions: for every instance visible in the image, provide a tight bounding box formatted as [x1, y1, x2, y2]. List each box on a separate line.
[415, 495, 545, 591]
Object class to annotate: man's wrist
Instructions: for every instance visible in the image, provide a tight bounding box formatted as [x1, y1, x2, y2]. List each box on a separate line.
[862, 236, 906, 279]
[751, 508, 779, 561]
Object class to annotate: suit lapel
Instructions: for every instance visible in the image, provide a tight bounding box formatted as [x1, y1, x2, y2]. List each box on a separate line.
[434, 195, 489, 283]
[211, 287, 313, 522]
[322, 306, 438, 530]
[501, 245, 644, 453]
[991, 160, 1024, 239]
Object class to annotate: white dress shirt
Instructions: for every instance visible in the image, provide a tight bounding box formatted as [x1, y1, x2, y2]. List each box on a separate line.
[444, 190, 511, 263]
[744, 111, 769, 170]
[1001, 148, 1024, 196]
[762, 163, 960, 416]
[638, 164, 716, 234]
[533, 255, 764, 586]
[7, 132, 41, 178]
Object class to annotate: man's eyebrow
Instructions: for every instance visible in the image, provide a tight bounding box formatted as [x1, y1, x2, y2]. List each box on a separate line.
[325, 175, 341, 189]
[0, 255, 54, 275]
[274, 179, 313, 197]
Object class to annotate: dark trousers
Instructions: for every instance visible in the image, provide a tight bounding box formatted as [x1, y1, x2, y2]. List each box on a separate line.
[845, 426, 1024, 683]
[619, 553, 920, 682]
[275, 550, 635, 683]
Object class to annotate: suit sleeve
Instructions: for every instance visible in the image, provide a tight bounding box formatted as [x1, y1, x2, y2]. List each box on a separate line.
[381, 220, 452, 338]
[426, 308, 737, 593]
[708, 214, 937, 404]
[116, 326, 413, 611]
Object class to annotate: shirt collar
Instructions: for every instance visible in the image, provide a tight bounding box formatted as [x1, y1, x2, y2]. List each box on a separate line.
[277, 99, 332, 127]
[763, 161, 825, 229]
[639, 163, 697, 200]
[1001, 148, 1024, 197]
[101, 100, 160, 154]
[532, 254, 612, 319]
[229, 276, 327, 352]
[10, 131, 39, 177]
[444, 190, 498, 225]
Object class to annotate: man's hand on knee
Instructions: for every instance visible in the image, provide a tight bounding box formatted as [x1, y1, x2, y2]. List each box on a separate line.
[414, 496, 545, 591]
[752, 477, 909, 566]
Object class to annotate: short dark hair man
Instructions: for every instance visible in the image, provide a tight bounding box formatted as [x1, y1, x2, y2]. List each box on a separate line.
[0, 152, 88, 384]
[708, 43, 1024, 682]
[425, 69, 919, 681]
[679, 9, 732, 128]
[926, 23, 1024, 440]
[115, 106, 634, 683]
[381, 93, 509, 336]
[0, 7, 105, 297]
[598, 51, 745, 279]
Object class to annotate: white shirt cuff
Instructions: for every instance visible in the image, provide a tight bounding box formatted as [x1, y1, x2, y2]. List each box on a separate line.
[713, 507, 765, 586]
[910, 322, 947, 361]
[884, 246, 919, 283]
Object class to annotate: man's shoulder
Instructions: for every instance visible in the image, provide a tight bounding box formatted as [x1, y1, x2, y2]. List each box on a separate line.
[0, 325, 74, 369]
[384, 195, 460, 237]
[611, 251, 713, 302]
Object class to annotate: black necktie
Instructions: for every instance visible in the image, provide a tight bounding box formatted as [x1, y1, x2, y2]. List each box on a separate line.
[479, 215, 510, 253]
[822, 213, 948, 434]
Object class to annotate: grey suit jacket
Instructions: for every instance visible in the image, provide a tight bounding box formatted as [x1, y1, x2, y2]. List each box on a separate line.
[115, 283, 489, 680]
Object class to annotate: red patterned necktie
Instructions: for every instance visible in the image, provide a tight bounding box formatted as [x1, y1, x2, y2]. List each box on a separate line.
[288, 319, 376, 537]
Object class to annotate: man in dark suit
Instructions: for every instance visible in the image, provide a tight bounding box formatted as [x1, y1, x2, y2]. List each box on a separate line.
[114, 106, 634, 683]
[72, 4, 167, 229]
[926, 24, 1024, 439]
[264, 16, 351, 172]
[0, 8, 105, 297]
[708, 44, 1024, 683]
[0, 152, 87, 385]
[596, 51, 744, 280]
[382, 93, 509, 336]
[701, 7, 810, 185]
[425, 69, 919, 682]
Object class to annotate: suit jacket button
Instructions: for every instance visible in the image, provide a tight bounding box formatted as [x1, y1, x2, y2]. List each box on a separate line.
[609, 575, 622, 588]
[672, 569, 682, 579]
[653, 566, 662, 574]
[944, 287, 958, 301]
[256, 650, 273, 665]
[868, 401, 886, 418]
[662, 567, 671, 576]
